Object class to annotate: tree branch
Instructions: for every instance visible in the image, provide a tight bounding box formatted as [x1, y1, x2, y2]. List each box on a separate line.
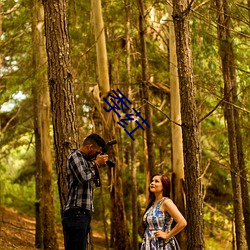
[141, 99, 182, 127]
[1, 107, 21, 135]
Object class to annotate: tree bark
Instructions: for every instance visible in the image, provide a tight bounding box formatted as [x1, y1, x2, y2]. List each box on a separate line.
[124, 0, 138, 248]
[172, 1, 204, 249]
[137, 0, 155, 181]
[32, 1, 58, 249]
[249, 0, 250, 26]
[43, 0, 78, 210]
[100, 184, 109, 250]
[0, 0, 2, 67]
[91, 1, 130, 248]
[125, 0, 138, 248]
[92, 0, 110, 95]
[216, 0, 247, 248]
[168, 3, 186, 250]
[0, 0, 3, 224]
[109, 137, 130, 250]
[235, 113, 250, 249]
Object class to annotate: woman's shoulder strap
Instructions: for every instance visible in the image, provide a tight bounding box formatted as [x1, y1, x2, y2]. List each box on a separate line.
[159, 197, 168, 206]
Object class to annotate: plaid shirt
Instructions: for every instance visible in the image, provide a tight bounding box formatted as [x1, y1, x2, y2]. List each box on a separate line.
[64, 149, 96, 212]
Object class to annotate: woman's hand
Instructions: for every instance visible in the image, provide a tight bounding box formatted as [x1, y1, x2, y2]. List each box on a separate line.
[154, 230, 169, 240]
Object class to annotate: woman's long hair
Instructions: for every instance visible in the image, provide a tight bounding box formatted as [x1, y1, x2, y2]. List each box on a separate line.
[142, 173, 171, 233]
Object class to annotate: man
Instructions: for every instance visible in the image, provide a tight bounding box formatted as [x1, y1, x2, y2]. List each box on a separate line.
[62, 134, 108, 250]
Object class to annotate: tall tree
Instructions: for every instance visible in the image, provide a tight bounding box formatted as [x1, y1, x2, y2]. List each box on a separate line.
[137, 0, 155, 181]
[92, 1, 130, 249]
[92, 0, 109, 95]
[249, 0, 250, 25]
[0, 0, 2, 218]
[0, 0, 2, 67]
[125, 0, 138, 248]
[32, 1, 58, 249]
[235, 113, 250, 248]
[43, 0, 78, 210]
[168, 3, 186, 249]
[216, 0, 247, 248]
[172, 0, 204, 249]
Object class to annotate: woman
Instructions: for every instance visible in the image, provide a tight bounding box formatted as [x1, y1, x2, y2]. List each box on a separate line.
[141, 173, 187, 250]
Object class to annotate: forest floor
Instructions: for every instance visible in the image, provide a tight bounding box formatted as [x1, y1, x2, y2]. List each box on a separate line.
[0, 207, 108, 250]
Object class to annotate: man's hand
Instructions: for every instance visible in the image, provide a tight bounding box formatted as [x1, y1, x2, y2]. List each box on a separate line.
[94, 154, 108, 167]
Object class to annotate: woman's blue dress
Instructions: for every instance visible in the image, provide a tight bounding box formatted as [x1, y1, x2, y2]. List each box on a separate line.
[141, 198, 180, 250]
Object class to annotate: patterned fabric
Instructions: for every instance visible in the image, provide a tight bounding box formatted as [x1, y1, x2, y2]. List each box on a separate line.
[141, 198, 180, 250]
[64, 149, 96, 212]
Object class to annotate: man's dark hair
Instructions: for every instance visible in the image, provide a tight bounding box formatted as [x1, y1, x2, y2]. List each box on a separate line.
[83, 134, 105, 148]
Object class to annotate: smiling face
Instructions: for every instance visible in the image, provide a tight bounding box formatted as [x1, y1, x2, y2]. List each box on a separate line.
[149, 175, 163, 194]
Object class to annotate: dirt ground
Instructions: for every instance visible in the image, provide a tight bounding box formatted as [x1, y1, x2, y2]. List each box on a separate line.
[0, 207, 108, 250]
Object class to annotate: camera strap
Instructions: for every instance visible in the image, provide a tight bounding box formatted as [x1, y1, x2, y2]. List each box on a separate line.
[91, 161, 101, 187]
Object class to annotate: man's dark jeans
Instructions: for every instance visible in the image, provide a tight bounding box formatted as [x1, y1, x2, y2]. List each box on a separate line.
[62, 208, 91, 250]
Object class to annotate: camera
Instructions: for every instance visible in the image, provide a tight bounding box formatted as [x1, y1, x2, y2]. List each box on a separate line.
[101, 139, 117, 168]
[93, 139, 117, 187]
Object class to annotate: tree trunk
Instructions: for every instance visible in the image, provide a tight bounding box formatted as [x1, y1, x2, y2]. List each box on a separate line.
[32, 1, 58, 249]
[109, 136, 130, 250]
[168, 3, 186, 250]
[249, 0, 250, 26]
[235, 112, 250, 248]
[130, 128, 138, 250]
[91, 1, 130, 248]
[137, 0, 155, 179]
[100, 184, 109, 250]
[0, 0, 2, 67]
[43, 0, 78, 210]
[0, 0, 3, 235]
[172, 1, 204, 249]
[92, 0, 110, 95]
[125, 0, 138, 248]
[216, 0, 246, 248]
